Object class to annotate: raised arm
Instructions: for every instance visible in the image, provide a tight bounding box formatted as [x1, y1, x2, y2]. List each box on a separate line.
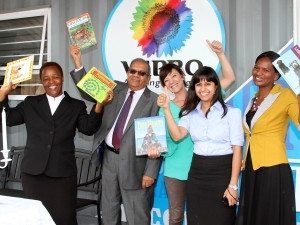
[158, 87, 188, 141]
[69, 44, 83, 69]
[206, 40, 235, 90]
[0, 82, 18, 102]
[69, 44, 96, 103]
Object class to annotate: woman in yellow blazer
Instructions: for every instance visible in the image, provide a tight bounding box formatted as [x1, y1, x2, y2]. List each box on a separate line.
[235, 51, 300, 225]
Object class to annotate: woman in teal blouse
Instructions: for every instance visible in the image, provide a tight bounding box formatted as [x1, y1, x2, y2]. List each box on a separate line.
[149, 40, 236, 225]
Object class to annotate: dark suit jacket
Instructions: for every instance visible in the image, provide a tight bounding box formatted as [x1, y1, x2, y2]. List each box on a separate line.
[0, 92, 102, 177]
[70, 68, 162, 190]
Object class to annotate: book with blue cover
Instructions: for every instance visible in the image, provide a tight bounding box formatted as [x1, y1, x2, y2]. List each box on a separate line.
[273, 44, 300, 95]
[134, 115, 168, 156]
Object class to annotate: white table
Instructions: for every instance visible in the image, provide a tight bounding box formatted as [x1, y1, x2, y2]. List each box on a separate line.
[0, 195, 55, 225]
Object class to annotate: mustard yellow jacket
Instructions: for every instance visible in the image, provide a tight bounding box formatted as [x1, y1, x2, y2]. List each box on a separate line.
[242, 84, 299, 170]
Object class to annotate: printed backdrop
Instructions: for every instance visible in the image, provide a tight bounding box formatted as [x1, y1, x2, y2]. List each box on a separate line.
[102, 0, 300, 224]
[103, 0, 225, 94]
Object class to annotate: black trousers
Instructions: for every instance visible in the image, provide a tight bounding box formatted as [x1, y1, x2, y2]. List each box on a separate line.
[22, 172, 78, 225]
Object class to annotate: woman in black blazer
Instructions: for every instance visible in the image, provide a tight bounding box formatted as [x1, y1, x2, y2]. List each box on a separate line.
[0, 62, 113, 225]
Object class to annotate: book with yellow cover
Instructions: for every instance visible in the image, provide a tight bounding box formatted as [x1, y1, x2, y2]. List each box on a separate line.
[76, 67, 117, 103]
[66, 12, 97, 50]
[3, 55, 34, 87]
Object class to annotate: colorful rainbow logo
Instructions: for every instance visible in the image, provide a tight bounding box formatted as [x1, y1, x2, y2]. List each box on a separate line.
[130, 0, 193, 57]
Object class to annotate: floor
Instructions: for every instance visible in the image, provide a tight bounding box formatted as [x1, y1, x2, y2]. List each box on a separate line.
[77, 215, 128, 225]
[77, 215, 99, 225]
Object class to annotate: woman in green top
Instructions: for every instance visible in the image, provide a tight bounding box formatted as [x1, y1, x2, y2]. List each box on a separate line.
[148, 40, 236, 225]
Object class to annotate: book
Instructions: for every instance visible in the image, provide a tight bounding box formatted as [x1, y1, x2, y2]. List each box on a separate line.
[273, 44, 300, 95]
[134, 115, 168, 156]
[66, 12, 97, 50]
[76, 67, 117, 103]
[3, 55, 34, 87]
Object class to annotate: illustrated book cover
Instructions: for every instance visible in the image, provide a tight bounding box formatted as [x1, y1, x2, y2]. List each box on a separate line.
[273, 44, 300, 95]
[3, 55, 34, 87]
[134, 115, 168, 156]
[66, 12, 97, 50]
[76, 67, 117, 103]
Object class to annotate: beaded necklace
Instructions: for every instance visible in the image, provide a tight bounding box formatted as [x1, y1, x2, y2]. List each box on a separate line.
[251, 97, 259, 111]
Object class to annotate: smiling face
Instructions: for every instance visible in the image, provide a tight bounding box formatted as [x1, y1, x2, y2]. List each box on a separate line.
[194, 78, 217, 103]
[163, 68, 185, 94]
[252, 57, 279, 88]
[41, 65, 64, 97]
[127, 60, 151, 91]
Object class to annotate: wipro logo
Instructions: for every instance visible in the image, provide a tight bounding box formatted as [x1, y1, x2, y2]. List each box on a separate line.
[103, 0, 224, 94]
[130, 0, 193, 57]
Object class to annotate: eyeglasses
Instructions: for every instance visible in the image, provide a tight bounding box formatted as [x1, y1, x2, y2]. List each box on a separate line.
[127, 68, 148, 76]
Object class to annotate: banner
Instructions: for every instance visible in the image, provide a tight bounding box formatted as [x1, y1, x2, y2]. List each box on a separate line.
[103, 0, 225, 94]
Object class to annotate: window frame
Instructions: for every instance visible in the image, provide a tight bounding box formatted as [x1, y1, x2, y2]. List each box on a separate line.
[0, 7, 51, 100]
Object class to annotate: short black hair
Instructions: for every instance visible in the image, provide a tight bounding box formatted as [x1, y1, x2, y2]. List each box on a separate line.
[39, 62, 63, 79]
[255, 51, 281, 79]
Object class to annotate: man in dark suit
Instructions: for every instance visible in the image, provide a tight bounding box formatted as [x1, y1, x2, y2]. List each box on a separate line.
[0, 62, 113, 225]
[70, 45, 161, 225]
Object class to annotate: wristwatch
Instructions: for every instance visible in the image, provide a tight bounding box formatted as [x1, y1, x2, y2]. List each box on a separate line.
[228, 184, 238, 191]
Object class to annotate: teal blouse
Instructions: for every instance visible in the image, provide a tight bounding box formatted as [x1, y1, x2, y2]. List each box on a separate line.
[160, 101, 194, 180]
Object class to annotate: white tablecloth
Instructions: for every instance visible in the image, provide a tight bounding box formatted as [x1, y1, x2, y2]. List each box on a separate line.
[0, 195, 55, 225]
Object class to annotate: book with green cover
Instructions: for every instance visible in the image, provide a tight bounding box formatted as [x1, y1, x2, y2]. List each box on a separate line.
[76, 67, 117, 103]
[66, 12, 97, 50]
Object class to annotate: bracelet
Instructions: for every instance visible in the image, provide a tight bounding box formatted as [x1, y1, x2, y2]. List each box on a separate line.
[227, 188, 239, 202]
[228, 184, 238, 191]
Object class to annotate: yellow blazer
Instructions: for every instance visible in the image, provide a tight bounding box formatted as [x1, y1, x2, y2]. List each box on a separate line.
[242, 84, 299, 170]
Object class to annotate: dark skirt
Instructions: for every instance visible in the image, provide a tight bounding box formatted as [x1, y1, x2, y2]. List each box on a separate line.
[187, 153, 236, 225]
[235, 150, 296, 225]
[21, 173, 78, 225]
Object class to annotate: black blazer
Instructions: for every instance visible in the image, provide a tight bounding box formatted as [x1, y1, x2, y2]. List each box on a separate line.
[0, 92, 102, 177]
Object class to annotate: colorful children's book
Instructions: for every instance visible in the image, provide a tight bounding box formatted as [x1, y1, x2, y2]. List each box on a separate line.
[134, 115, 168, 156]
[3, 55, 34, 87]
[273, 44, 300, 95]
[76, 67, 117, 103]
[66, 13, 97, 50]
